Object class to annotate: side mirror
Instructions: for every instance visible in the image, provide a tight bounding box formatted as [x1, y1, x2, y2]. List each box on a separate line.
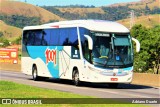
[84, 35, 93, 50]
[132, 37, 140, 52]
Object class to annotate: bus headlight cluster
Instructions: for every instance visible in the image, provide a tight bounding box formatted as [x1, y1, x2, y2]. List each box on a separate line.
[88, 66, 101, 72]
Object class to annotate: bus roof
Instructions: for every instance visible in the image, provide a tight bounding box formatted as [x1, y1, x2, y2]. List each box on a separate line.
[23, 20, 129, 33]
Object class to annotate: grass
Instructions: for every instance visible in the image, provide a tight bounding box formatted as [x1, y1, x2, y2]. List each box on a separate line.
[118, 14, 160, 28]
[108, 0, 158, 10]
[0, 20, 22, 41]
[0, 80, 90, 98]
[58, 7, 105, 15]
[0, 81, 149, 107]
[129, 0, 159, 10]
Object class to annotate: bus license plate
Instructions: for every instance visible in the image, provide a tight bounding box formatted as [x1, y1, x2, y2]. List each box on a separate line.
[111, 78, 118, 81]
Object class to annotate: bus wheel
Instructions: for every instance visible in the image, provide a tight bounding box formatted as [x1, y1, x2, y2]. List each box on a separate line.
[73, 70, 80, 86]
[108, 83, 119, 88]
[32, 66, 39, 81]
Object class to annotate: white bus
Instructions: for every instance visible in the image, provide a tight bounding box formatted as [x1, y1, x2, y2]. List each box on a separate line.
[22, 20, 140, 88]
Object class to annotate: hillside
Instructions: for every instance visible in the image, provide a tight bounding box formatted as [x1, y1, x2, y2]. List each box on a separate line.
[118, 14, 159, 28]
[58, 7, 105, 15]
[0, 0, 64, 23]
[128, 0, 159, 10]
[108, 0, 159, 9]
[0, 20, 21, 40]
[43, 0, 159, 21]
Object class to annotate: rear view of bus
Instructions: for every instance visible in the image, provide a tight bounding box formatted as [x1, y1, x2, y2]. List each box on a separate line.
[22, 20, 140, 88]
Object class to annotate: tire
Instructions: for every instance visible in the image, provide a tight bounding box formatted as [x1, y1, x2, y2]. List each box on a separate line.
[32, 66, 39, 81]
[108, 83, 119, 88]
[73, 70, 80, 86]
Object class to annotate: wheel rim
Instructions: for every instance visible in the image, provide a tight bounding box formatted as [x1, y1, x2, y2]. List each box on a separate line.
[33, 69, 37, 79]
[75, 73, 79, 82]
[74, 72, 79, 85]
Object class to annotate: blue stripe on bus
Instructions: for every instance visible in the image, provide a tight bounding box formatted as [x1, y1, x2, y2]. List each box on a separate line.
[27, 46, 63, 78]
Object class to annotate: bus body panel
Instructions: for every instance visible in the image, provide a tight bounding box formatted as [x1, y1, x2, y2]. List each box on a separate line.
[25, 20, 129, 33]
[22, 20, 135, 84]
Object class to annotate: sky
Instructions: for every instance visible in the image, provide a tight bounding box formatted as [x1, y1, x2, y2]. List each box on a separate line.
[16, 0, 140, 7]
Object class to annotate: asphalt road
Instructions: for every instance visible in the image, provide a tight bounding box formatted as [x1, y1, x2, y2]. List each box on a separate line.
[0, 70, 160, 106]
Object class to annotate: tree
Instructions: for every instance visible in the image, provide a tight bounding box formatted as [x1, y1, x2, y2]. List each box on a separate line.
[0, 37, 10, 47]
[149, 25, 160, 74]
[131, 24, 160, 74]
[12, 36, 22, 45]
[0, 32, 3, 37]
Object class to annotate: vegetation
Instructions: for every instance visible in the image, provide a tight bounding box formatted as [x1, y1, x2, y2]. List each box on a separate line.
[131, 24, 160, 74]
[42, 3, 160, 21]
[0, 0, 64, 22]
[53, 4, 96, 8]
[118, 14, 159, 28]
[0, 81, 91, 98]
[0, 14, 41, 28]
[0, 31, 3, 37]
[0, 0, 159, 74]
[0, 20, 22, 47]
[12, 36, 22, 45]
[0, 37, 10, 47]
[0, 81, 146, 107]
[0, 20, 21, 40]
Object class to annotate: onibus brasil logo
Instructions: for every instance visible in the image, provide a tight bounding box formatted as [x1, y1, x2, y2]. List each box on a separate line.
[45, 48, 57, 66]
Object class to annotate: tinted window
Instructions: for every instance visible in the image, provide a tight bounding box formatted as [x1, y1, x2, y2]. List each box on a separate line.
[23, 28, 79, 46]
[68, 28, 78, 46]
[23, 30, 43, 46]
[114, 36, 130, 46]
[80, 27, 90, 61]
[23, 31, 29, 46]
[27, 31, 35, 45]
[34, 30, 42, 45]
[42, 29, 50, 46]
[59, 29, 69, 45]
[50, 29, 59, 45]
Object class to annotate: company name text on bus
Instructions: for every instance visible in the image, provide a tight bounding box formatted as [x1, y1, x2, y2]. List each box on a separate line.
[45, 48, 57, 66]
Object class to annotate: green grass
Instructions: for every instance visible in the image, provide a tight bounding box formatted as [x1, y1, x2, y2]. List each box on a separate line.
[0, 81, 149, 107]
[0, 80, 90, 98]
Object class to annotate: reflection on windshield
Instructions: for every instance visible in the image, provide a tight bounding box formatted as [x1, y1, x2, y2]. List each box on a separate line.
[91, 32, 133, 68]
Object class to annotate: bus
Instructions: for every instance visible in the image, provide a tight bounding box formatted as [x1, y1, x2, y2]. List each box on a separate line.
[22, 20, 140, 88]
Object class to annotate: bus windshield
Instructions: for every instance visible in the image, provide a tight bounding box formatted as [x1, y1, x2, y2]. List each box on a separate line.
[91, 32, 133, 68]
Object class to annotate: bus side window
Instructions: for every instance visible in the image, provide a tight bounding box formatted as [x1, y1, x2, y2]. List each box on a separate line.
[50, 29, 59, 45]
[23, 31, 28, 46]
[27, 31, 34, 45]
[68, 28, 78, 49]
[34, 30, 42, 46]
[41, 30, 50, 46]
[59, 28, 69, 45]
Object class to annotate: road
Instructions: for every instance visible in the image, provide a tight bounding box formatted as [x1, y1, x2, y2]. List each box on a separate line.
[0, 70, 160, 105]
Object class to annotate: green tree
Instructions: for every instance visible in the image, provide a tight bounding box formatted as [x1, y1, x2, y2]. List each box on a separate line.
[0, 32, 3, 37]
[131, 24, 160, 74]
[0, 37, 10, 47]
[12, 36, 22, 45]
[149, 25, 160, 74]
